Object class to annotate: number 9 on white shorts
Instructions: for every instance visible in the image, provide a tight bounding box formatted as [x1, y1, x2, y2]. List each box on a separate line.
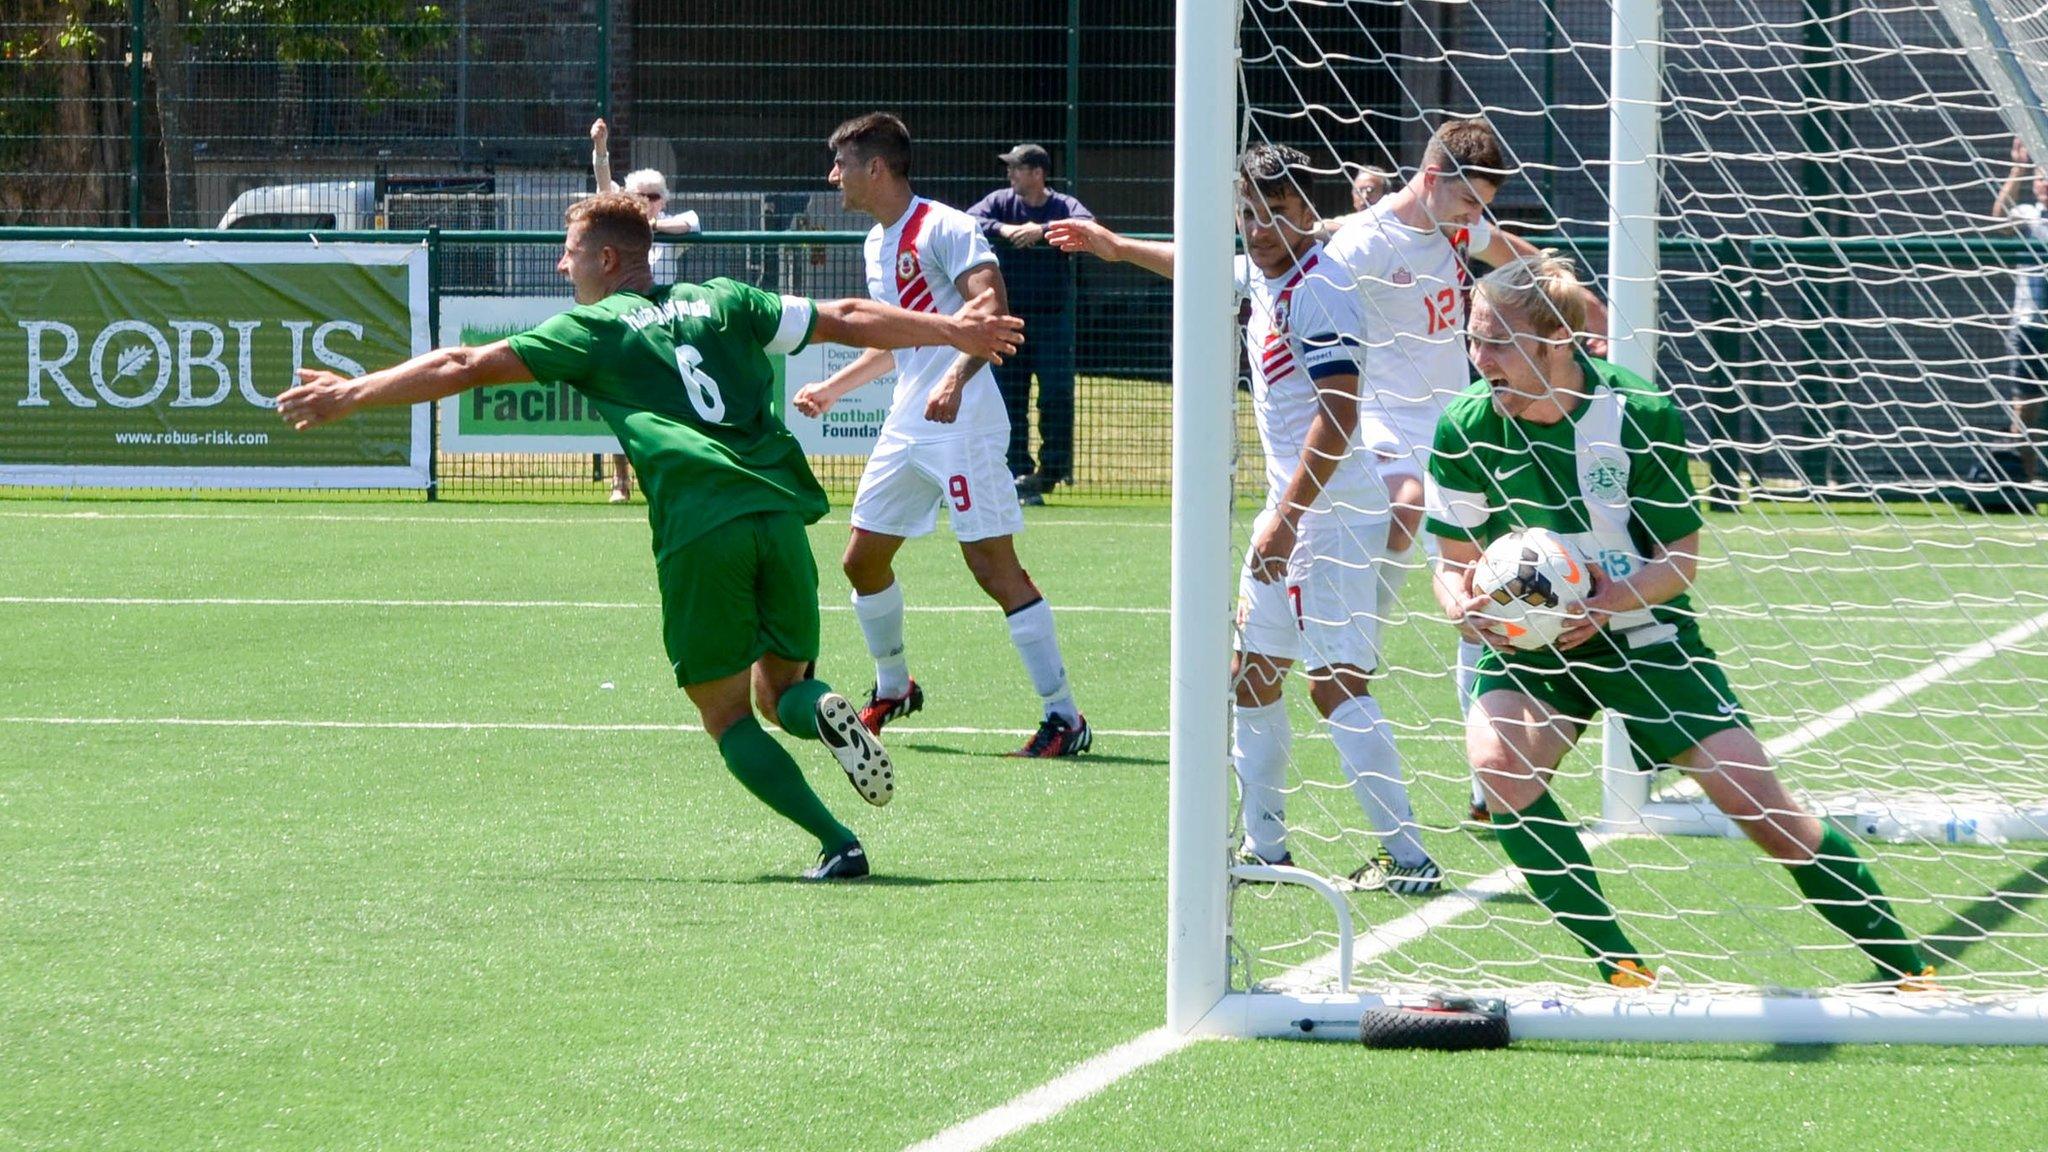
[849, 430, 1027, 543]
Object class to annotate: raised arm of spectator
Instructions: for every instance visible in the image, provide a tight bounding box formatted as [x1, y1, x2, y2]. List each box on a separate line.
[590, 119, 617, 194]
[1046, 218, 1175, 280]
[1995, 136, 2033, 227]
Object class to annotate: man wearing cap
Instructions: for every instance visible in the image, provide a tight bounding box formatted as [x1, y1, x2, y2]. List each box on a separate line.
[968, 144, 1095, 503]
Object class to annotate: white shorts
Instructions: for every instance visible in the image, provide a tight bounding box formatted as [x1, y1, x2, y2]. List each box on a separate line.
[1236, 507, 1389, 672]
[849, 429, 1025, 543]
[1377, 407, 1442, 474]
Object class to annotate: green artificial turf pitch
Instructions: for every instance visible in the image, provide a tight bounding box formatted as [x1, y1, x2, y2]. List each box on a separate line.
[3, 499, 2044, 1150]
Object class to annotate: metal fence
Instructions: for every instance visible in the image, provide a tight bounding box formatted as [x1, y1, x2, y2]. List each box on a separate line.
[429, 231, 1176, 499]
[1, 1, 1175, 232]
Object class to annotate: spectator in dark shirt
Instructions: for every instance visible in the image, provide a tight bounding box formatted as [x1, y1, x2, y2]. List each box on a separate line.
[968, 144, 1095, 502]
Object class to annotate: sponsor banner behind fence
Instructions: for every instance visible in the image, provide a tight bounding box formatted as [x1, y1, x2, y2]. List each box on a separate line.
[0, 241, 429, 488]
[782, 342, 893, 458]
[439, 294, 893, 458]
[437, 295, 617, 454]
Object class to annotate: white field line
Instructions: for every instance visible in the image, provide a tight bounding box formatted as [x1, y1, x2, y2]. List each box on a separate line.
[0, 716, 1175, 739]
[901, 1029, 1196, 1152]
[0, 509, 1171, 529]
[900, 603, 2048, 1152]
[0, 595, 1165, 616]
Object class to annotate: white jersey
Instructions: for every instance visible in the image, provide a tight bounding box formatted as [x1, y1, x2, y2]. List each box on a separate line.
[2011, 203, 2048, 328]
[863, 196, 1007, 440]
[1234, 246, 1386, 514]
[1323, 201, 1493, 446]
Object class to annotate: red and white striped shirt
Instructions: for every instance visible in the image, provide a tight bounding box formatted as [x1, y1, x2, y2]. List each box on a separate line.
[861, 196, 1005, 440]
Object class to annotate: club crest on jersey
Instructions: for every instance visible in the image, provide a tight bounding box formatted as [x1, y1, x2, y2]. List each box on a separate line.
[1271, 299, 1291, 332]
[1584, 455, 1629, 501]
[897, 251, 921, 279]
[1391, 267, 1414, 286]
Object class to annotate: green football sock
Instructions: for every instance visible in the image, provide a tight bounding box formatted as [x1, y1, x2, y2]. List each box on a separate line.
[1492, 790, 1645, 980]
[1786, 825, 1930, 978]
[774, 677, 833, 742]
[717, 716, 855, 852]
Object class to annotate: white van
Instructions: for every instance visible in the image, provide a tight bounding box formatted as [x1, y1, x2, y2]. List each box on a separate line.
[216, 181, 379, 230]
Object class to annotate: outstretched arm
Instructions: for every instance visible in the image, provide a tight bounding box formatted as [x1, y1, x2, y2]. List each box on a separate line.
[1474, 228, 1609, 355]
[792, 347, 896, 418]
[1047, 218, 1175, 279]
[810, 289, 1021, 363]
[277, 341, 533, 430]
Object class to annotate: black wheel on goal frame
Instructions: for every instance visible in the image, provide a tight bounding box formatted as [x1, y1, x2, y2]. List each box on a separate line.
[1358, 1002, 1511, 1051]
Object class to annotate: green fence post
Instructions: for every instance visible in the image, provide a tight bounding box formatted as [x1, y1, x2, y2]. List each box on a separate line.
[596, 0, 611, 120]
[129, 0, 145, 227]
[427, 227, 441, 502]
[1065, 0, 1081, 191]
[1704, 238, 1747, 503]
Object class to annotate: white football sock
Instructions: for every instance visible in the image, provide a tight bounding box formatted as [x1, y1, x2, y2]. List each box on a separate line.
[852, 582, 910, 698]
[1377, 540, 1418, 619]
[1456, 637, 1486, 809]
[1006, 598, 1078, 723]
[1233, 699, 1292, 863]
[1328, 695, 1430, 868]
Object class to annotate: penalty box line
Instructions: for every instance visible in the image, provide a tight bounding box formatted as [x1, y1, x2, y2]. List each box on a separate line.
[902, 604, 2048, 1152]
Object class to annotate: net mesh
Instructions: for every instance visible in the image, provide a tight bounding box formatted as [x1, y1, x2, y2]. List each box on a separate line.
[1229, 0, 2048, 1003]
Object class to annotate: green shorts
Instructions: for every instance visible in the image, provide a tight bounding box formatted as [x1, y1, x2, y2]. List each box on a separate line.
[1472, 626, 1752, 767]
[656, 511, 821, 687]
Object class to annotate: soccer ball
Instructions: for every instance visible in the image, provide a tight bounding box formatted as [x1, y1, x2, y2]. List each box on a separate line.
[1470, 527, 1595, 651]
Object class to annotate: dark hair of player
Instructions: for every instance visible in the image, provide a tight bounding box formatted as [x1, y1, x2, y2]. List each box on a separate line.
[829, 112, 913, 178]
[565, 192, 654, 255]
[1236, 143, 1315, 204]
[1423, 118, 1517, 187]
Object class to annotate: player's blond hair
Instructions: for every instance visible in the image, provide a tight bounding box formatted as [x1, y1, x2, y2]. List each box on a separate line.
[1475, 249, 1585, 338]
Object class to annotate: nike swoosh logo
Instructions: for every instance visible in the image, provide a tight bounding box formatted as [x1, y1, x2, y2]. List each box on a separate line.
[1494, 461, 1534, 481]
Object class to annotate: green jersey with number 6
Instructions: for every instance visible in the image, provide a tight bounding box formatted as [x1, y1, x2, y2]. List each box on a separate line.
[1425, 352, 1705, 650]
[507, 278, 827, 561]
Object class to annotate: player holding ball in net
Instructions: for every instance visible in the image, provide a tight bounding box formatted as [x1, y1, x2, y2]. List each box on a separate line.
[1428, 252, 1936, 989]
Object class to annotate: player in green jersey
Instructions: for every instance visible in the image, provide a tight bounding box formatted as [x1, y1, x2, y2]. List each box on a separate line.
[1427, 251, 1935, 988]
[277, 193, 1023, 881]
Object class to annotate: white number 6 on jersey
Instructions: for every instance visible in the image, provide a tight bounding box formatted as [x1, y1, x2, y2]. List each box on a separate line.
[674, 346, 727, 422]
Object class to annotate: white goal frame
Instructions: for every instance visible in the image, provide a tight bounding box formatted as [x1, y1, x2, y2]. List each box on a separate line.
[1165, 0, 2048, 1045]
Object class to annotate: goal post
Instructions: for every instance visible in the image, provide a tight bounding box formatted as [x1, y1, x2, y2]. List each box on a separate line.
[1169, 0, 2048, 1044]
[1164, 0, 1240, 1035]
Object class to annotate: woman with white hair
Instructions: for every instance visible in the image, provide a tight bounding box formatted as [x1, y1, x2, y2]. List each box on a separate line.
[590, 119, 702, 501]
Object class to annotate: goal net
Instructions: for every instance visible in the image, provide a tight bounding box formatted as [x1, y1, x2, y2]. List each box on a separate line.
[1171, 0, 2048, 1043]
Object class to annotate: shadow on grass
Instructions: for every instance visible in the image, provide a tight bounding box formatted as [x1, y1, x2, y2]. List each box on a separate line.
[1919, 853, 2048, 968]
[522, 872, 1145, 888]
[897, 740, 1165, 767]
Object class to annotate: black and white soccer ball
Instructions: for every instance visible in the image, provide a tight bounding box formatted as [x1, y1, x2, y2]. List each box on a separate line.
[1470, 527, 1595, 651]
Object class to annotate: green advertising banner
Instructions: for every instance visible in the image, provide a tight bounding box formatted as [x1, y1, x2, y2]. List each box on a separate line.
[0, 241, 429, 488]
[437, 296, 620, 453]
